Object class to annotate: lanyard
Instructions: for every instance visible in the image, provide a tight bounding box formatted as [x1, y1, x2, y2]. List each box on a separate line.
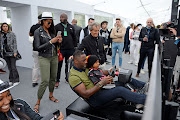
[61, 23, 67, 30]
[146, 27, 151, 39]
[61, 23, 68, 36]
[175, 39, 180, 45]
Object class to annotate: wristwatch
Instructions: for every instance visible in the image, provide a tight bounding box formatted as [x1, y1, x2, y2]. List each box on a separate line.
[96, 83, 103, 88]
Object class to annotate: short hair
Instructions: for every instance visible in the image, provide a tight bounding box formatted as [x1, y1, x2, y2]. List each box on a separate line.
[89, 22, 100, 31]
[116, 18, 121, 21]
[72, 19, 77, 24]
[73, 50, 85, 60]
[101, 21, 108, 27]
[88, 18, 95, 22]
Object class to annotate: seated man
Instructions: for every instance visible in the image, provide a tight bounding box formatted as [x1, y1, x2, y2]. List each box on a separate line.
[69, 50, 146, 108]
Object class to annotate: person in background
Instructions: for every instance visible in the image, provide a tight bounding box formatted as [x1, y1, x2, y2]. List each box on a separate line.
[33, 12, 62, 113]
[99, 21, 111, 64]
[78, 22, 106, 69]
[0, 23, 19, 84]
[136, 18, 160, 78]
[71, 19, 82, 46]
[128, 23, 135, 55]
[0, 24, 6, 74]
[29, 14, 42, 87]
[0, 79, 64, 120]
[79, 18, 95, 44]
[128, 24, 142, 66]
[124, 26, 131, 54]
[55, 13, 77, 88]
[110, 18, 126, 71]
[169, 28, 180, 90]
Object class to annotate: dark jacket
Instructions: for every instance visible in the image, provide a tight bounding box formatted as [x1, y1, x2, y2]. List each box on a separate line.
[55, 22, 77, 50]
[33, 26, 58, 58]
[139, 27, 160, 49]
[88, 68, 105, 85]
[29, 23, 41, 36]
[83, 26, 89, 37]
[73, 24, 82, 43]
[78, 34, 105, 64]
[99, 29, 111, 46]
[0, 99, 42, 120]
[124, 26, 131, 45]
[0, 31, 17, 56]
[177, 41, 180, 56]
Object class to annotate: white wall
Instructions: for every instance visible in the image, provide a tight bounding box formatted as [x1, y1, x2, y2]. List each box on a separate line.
[0, 7, 10, 24]
[0, 0, 117, 68]
[11, 5, 33, 68]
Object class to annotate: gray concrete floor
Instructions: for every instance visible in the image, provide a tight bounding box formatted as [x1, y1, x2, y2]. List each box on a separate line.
[0, 52, 149, 117]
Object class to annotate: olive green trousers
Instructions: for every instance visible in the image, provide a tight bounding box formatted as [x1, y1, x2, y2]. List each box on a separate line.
[37, 55, 58, 99]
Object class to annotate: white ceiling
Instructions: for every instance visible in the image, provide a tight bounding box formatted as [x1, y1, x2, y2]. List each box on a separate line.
[77, 0, 175, 26]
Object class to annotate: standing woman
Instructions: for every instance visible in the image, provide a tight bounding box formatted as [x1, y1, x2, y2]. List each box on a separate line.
[33, 12, 62, 113]
[0, 23, 19, 84]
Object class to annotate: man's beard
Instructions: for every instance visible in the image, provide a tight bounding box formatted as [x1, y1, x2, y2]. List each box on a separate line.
[62, 20, 67, 24]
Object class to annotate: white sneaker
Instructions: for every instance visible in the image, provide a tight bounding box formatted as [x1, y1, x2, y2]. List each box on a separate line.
[13, 82, 20, 86]
[128, 61, 133, 64]
[118, 67, 121, 72]
[9, 82, 13, 85]
[140, 69, 145, 74]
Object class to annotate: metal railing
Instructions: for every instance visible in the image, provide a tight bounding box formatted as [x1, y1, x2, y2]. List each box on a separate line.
[142, 44, 162, 120]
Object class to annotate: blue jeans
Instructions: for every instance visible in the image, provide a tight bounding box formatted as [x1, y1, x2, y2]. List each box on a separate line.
[112, 42, 124, 67]
[87, 78, 146, 108]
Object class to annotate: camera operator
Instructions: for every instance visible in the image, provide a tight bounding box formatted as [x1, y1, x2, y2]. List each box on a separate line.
[169, 28, 180, 89]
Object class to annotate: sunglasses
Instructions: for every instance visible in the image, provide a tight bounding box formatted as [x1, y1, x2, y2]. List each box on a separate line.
[48, 22, 52, 25]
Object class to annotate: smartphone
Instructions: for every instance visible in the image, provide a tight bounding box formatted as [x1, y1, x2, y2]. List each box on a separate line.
[57, 31, 62, 36]
[53, 110, 60, 120]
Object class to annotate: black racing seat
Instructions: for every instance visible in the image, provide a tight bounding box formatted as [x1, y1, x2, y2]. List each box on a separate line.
[66, 58, 142, 120]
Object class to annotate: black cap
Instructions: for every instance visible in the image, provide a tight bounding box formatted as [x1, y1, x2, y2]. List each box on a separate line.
[87, 55, 99, 68]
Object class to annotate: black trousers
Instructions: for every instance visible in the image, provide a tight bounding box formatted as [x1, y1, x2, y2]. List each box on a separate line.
[4, 56, 19, 82]
[137, 47, 155, 78]
[56, 49, 74, 82]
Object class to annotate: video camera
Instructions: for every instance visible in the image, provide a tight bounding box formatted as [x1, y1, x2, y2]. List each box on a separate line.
[159, 0, 180, 37]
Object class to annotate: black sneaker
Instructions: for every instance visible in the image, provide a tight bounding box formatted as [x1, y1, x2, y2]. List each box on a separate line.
[0, 69, 6, 73]
[32, 83, 38, 87]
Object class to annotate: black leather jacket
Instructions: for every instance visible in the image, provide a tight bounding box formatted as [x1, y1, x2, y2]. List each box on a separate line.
[33, 26, 59, 57]
[0, 99, 42, 120]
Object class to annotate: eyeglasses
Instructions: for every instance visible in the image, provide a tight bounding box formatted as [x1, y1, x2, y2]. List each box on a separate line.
[48, 22, 52, 25]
